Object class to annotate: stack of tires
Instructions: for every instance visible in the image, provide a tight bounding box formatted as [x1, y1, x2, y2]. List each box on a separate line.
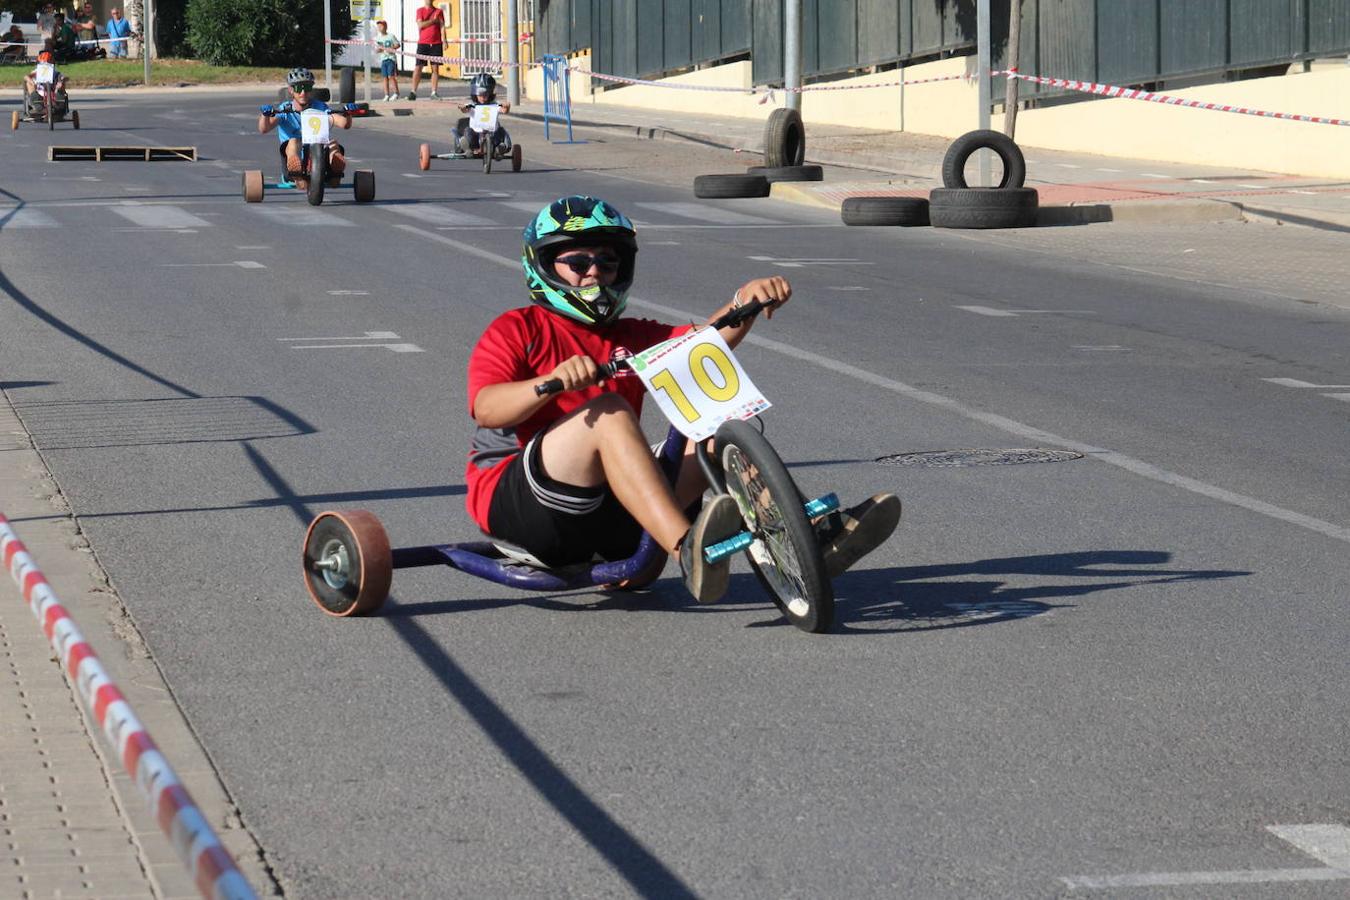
[928, 130, 1038, 229]
[693, 108, 823, 199]
[840, 130, 1039, 229]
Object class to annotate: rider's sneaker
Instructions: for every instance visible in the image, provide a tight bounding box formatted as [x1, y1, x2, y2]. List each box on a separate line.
[406, 91, 416, 101]
[428, 91, 442, 100]
[678, 494, 740, 604]
[816, 493, 901, 579]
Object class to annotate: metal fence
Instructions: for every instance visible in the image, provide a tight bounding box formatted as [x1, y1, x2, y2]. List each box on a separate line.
[537, 0, 1350, 95]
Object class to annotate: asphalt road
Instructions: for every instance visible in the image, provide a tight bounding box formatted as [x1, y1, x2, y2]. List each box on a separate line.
[2, 89, 1349, 899]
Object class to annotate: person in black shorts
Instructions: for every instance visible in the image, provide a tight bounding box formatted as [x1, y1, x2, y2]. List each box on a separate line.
[409, 0, 444, 100]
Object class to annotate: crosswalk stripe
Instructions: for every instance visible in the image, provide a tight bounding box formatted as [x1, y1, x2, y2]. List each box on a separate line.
[637, 202, 781, 226]
[246, 207, 356, 227]
[109, 205, 212, 228]
[380, 203, 496, 226]
[0, 208, 59, 229]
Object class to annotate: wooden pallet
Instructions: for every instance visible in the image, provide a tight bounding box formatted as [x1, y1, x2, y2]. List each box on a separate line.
[47, 145, 197, 162]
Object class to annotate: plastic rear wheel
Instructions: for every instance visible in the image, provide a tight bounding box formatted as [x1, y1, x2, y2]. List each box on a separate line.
[418, 142, 431, 171]
[10, 111, 18, 130]
[714, 419, 833, 633]
[242, 169, 264, 203]
[302, 510, 392, 616]
[511, 144, 522, 172]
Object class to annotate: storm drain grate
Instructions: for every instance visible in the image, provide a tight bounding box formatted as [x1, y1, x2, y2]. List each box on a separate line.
[876, 448, 1085, 468]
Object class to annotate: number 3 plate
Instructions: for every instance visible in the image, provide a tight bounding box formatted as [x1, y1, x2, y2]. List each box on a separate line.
[630, 329, 771, 441]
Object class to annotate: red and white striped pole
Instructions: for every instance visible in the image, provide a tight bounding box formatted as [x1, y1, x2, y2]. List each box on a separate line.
[0, 513, 258, 900]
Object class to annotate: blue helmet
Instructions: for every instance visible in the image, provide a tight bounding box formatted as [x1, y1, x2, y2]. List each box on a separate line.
[522, 196, 637, 327]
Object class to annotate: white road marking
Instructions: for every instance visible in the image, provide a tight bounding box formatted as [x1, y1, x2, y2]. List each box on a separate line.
[247, 207, 355, 227]
[1191, 178, 1218, 184]
[1064, 824, 1350, 889]
[278, 331, 400, 341]
[1140, 173, 1169, 179]
[746, 255, 870, 268]
[0, 208, 59, 229]
[1291, 190, 1317, 195]
[159, 261, 266, 268]
[956, 305, 1018, 316]
[395, 224, 1350, 545]
[642, 202, 781, 226]
[288, 342, 423, 352]
[648, 240, 681, 245]
[1324, 393, 1350, 402]
[1071, 345, 1128, 351]
[236, 245, 270, 250]
[1056, 163, 1081, 168]
[1095, 167, 1122, 173]
[828, 286, 870, 291]
[235, 261, 266, 269]
[1238, 183, 1263, 189]
[380, 203, 495, 226]
[1262, 378, 1350, 389]
[326, 290, 370, 296]
[400, 173, 422, 178]
[109, 205, 212, 229]
[498, 199, 554, 215]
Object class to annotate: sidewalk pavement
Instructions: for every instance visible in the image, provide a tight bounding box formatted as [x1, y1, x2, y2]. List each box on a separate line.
[367, 93, 1350, 233]
[0, 397, 276, 898]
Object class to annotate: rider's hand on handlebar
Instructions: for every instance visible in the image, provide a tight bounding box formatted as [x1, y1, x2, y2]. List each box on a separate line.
[259, 104, 274, 115]
[546, 355, 601, 394]
[735, 276, 792, 318]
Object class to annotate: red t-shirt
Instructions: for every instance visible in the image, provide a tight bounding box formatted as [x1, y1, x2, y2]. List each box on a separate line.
[416, 6, 444, 44]
[464, 305, 692, 531]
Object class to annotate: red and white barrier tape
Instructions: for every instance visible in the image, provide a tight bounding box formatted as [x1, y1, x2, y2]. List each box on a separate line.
[326, 37, 537, 69]
[1005, 69, 1350, 127]
[0, 513, 257, 900]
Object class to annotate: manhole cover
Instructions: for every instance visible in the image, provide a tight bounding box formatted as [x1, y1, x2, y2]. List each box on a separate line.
[876, 448, 1085, 468]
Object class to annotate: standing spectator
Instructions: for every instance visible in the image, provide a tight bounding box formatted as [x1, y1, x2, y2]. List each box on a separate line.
[373, 20, 401, 101]
[73, 2, 105, 58]
[408, 0, 443, 101]
[37, 4, 57, 39]
[105, 7, 132, 58]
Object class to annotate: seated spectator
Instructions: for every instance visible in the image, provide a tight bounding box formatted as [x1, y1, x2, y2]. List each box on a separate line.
[1, 24, 28, 61]
[50, 12, 77, 60]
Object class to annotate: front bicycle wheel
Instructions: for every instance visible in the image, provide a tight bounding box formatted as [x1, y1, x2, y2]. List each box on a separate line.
[714, 419, 833, 633]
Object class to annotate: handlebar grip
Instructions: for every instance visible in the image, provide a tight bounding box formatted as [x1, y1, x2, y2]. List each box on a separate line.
[534, 378, 564, 397]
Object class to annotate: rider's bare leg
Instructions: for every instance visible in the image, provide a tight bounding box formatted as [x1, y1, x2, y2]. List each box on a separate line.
[283, 138, 303, 175]
[538, 394, 690, 554]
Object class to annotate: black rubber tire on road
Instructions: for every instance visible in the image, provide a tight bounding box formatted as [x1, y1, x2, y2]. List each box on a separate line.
[941, 129, 1027, 189]
[714, 419, 833, 634]
[841, 196, 930, 227]
[763, 107, 805, 167]
[353, 169, 375, 203]
[928, 187, 1039, 229]
[746, 164, 823, 183]
[511, 144, 522, 172]
[693, 173, 770, 199]
[70, 110, 79, 129]
[339, 67, 356, 105]
[307, 150, 327, 206]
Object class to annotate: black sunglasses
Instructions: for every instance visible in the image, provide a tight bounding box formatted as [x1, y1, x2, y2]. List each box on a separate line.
[292, 83, 314, 92]
[555, 253, 621, 275]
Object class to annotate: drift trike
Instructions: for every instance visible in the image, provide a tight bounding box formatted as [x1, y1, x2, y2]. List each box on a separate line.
[244, 102, 374, 206]
[12, 63, 78, 131]
[302, 299, 850, 633]
[417, 101, 522, 173]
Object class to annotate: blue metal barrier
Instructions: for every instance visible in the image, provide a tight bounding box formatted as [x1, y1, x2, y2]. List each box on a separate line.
[542, 54, 584, 144]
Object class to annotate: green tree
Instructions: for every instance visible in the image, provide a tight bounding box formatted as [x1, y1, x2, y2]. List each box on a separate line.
[185, 0, 354, 67]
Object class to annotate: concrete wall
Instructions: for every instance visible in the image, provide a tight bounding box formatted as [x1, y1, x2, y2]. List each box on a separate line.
[525, 53, 1350, 179]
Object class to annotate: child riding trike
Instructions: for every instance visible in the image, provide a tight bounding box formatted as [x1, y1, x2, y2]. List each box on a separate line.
[246, 67, 374, 206]
[417, 73, 522, 173]
[12, 51, 78, 131]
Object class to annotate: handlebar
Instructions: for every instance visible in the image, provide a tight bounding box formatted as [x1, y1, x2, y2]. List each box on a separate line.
[531, 297, 781, 397]
[259, 102, 365, 117]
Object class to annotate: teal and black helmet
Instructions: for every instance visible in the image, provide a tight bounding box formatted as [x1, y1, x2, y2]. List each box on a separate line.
[522, 196, 637, 327]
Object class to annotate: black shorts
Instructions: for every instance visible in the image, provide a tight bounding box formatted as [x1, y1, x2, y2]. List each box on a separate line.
[416, 42, 443, 62]
[486, 433, 643, 567]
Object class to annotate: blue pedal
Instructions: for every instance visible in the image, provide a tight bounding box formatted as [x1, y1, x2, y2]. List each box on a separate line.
[703, 493, 840, 563]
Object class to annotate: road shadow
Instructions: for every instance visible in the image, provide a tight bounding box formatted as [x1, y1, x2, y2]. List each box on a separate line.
[829, 550, 1250, 633]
